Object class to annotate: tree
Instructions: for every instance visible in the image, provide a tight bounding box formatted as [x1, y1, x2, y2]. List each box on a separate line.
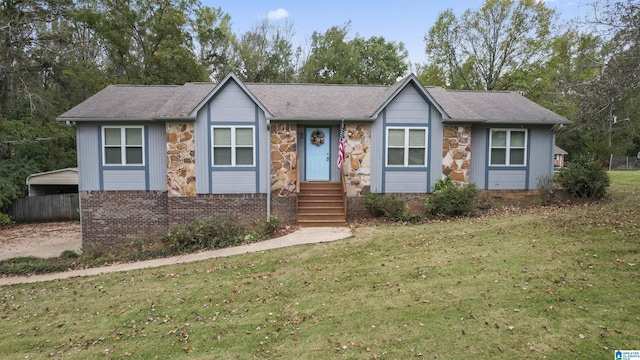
[236, 18, 295, 83]
[193, 5, 237, 82]
[301, 22, 408, 85]
[76, 0, 208, 85]
[557, 0, 640, 162]
[424, 0, 556, 90]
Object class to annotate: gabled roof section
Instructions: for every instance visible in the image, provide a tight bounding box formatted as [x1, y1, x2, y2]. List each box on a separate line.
[427, 87, 571, 125]
[370, 73, 447, 119]
[188, 72, 272, 118]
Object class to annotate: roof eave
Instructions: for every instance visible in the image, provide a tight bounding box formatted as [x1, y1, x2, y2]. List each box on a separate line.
[442, 118, 487, 124]
[56, 116, 196, 122]
[268, 117, 374, 122]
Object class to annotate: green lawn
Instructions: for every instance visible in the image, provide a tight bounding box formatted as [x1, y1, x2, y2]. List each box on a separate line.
[1, 172, 638, 359]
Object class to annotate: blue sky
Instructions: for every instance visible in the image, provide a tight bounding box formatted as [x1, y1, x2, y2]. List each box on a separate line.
[203, 0, 589, 66]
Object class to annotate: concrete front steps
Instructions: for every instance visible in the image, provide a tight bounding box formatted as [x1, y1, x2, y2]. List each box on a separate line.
[297, 182, 346, 227]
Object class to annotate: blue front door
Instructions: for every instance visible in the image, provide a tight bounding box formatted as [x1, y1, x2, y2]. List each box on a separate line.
[306, 127, 330, 181]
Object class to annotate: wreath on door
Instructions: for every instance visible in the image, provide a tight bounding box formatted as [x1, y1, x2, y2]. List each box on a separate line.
[311, 129, 325, 146]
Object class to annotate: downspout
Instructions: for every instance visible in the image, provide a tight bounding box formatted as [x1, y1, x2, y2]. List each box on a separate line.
[266, 119, 271, 220]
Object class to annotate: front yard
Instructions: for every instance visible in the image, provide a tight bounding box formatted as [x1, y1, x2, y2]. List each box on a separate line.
[0, 172, 638, 359]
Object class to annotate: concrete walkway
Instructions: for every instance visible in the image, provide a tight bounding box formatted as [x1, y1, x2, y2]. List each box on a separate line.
[0, 227, 352, 286]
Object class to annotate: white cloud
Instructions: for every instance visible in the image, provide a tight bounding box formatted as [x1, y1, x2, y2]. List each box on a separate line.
[265, 8, 289, 20]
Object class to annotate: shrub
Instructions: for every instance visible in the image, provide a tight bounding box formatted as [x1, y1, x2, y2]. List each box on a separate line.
[557, 154, 610, 199]
[261, 215, 282, 238]
[426, 178, 478, 218]
[536, 175, 555, 205]
[364, 192, 408, 221]
[161, 216, 245, 254]
[60, 250, 79, 259]
[0, 212, 12, 226]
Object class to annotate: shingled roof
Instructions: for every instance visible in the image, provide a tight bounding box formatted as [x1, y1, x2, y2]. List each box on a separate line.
[427, 87, 570, 124]
[57, 73, 569, 125]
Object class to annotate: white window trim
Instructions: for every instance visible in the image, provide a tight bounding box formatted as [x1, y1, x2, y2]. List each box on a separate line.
[489, 128, 528, 166]
[211, 126, 256, 167]
[385, 127, 428, 167]
[102, 126, 145, 166]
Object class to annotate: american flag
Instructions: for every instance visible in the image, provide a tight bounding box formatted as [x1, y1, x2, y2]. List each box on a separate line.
[337, 120, 346, 168]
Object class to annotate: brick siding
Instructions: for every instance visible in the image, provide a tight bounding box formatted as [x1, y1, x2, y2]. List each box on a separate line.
[80, 191, 169, 247]
[168, 193, 267, 227]
[80, 191, 269, 247]
[271, 195, 297, 223]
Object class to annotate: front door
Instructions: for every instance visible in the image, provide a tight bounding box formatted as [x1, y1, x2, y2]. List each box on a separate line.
[305, 127, 330, 181]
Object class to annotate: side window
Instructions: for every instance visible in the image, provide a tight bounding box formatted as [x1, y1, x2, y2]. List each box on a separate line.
[103, 126, 144, 165]
[490, 129, 527, 166]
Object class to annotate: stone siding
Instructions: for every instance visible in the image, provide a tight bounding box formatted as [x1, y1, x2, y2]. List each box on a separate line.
[166, 123, 196, 197]
[271, 124, 298, 197]
[442, 126, 471, 184]
[342, 124, 371, 196]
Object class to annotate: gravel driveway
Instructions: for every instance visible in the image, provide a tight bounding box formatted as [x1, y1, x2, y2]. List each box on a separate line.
[0, 222, 81, 261]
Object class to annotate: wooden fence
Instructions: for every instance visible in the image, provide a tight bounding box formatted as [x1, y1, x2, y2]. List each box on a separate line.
[8, 193, 80, 222]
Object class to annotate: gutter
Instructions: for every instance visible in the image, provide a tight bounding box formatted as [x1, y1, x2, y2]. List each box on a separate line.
[267, 117, 374, 122]
[55, 116, 197, 122]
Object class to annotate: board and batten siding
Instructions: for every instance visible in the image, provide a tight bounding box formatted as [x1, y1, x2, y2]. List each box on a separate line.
[76, 124, 100, 191]
[527, 127, 555, 187]
[469, 126, 488, 188]
[103, 170, 146, 190]
[380, 83, 433, 193]
[471, 125, 555, 190]
[76, 123, 166, 191]
[196, 80, 267, 194]
[147, 123, 168, 191]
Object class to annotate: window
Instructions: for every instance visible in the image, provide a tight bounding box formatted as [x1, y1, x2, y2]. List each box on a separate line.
[490, 129, 527, 166]
[103, 126, 144, 165]
[211, 126, 255, 166]
[386, 127, 427, 166]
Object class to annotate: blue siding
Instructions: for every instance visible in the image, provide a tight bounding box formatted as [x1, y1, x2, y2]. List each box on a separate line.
[76, 124, 100, 191]
[195, 79, 263, 194]
[527, 127, 554, 189]
[148, 124, 167, 191]
[428, 105, 442, 192]
[385, 84, 432, 124]
[210, 81, 256, 122]
[370, 112, 384, 193]
[385, 171, 428, 193]
[211, 171, 256, 193]
[380, 84, 431, 193]
[103, 170, 147, 190]
[195, 101, 210, 194]
[471, 125, 555, 190]
[487, 170, 527, 190]
[470, 126, 488, 189]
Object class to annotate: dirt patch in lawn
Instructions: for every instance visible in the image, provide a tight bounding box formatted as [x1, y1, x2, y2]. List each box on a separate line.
[0, 222, 81, 261]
